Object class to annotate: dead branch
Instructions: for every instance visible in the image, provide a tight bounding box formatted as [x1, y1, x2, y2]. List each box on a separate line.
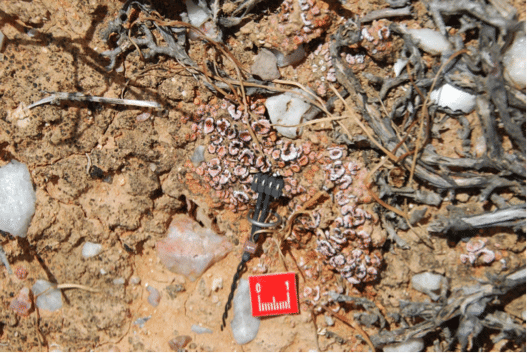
[428, 203, 526, 234]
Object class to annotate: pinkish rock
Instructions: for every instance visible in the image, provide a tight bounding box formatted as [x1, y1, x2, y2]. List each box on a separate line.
[10, 287, 32, 316]
[168, 335, 192, 351]
[147, 285, 161, 307]
[156, 214, 233, 281]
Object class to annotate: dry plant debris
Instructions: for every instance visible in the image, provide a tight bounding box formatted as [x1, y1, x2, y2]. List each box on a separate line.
[0, 0, 524, 351]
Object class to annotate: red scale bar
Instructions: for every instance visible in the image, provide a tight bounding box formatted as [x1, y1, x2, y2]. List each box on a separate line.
[249, 272, 299, 317]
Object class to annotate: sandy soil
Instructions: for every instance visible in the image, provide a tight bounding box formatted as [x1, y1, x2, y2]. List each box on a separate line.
[0, 0, 524, 351]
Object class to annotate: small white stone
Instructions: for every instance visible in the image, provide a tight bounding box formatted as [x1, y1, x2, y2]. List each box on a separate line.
[383, 338, 424, 352]
[502, 33, 526, 89]
[324, 314, 335, 326]
[430, 84, 476, 113]
[0, 160, 36, 238]
[230, 279, 260, 344]
[406, 28, 452, 55]
[191, 324, 213, 334]
[411, 272, 447, 301]
[130, 276, 141, 285]
[393, 58, 408, 77]
[211, 277, 223, 291]
[156, 214, 233, 281]
[113, 277, 125, 285]
[33, 280, 63, 312]
[185, 0, 210, 27]
[412, 272, 442, 290]
[136, 112, 151, 122]
[82, 242, 103, 259]
[265, 89, 311, 138]
[27, 29, 38, 38]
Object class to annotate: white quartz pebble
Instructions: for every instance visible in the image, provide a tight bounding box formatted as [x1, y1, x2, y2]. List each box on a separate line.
[407, 28, 452, 55]
[191, 324, 213, 334]
[156, 214, 232, 281]
[230, 279, 260, 344]
[383, 338, 424, 352]
[430, 84, 476, 113]
[0, 160, 36, 237]
[411, 272, 447, 301]
[502, 33, 526, 89]
[393, 58, 408, 77]
[82, 242, 102, 259]
[265, 89, 311, 138]
[185, 0, 210, 27]
[32, 280, 63, 312]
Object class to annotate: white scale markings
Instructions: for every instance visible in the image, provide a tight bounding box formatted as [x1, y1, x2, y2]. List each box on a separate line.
[256, 280, 291, 312]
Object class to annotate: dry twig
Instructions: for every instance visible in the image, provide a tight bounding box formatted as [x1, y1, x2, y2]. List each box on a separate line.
[320, 304, 376, 352]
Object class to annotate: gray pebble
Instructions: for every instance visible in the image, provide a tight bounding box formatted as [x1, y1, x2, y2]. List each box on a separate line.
[251, 48, 280, 81]
[133, 316, 151, 328]
[198, 278, 210, 297]
[324, 314, 335, 326]
[147, 285, 161, 307]
[130, 276, 141, 285]
[191, 146, 205, 166]
[113, 277, 125, 285]
[191, 324, 213, 334]
[408, 207, 428, 225]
